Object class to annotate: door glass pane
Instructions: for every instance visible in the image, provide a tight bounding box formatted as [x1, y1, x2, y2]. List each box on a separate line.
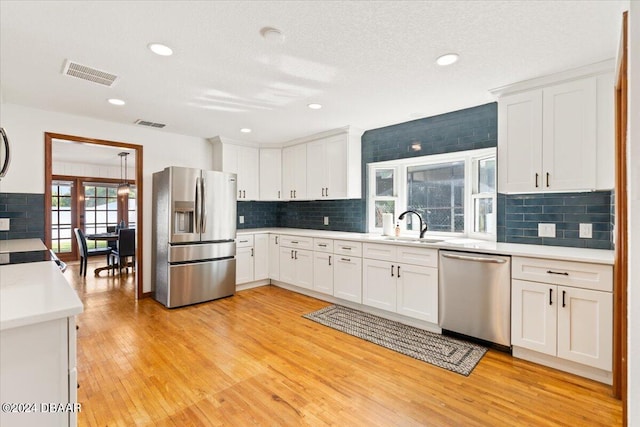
[407, 162, 465, 233]
[375, 169, 394, 196]
[51, 181, 74, 254]
[83, 182, 119, 249]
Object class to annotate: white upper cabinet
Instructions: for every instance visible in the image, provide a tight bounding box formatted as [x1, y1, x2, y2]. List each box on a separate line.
[282, 144, 307, 200]
[306, 131, 360, 200]
[210, 138, 259, 200]
[259, 148, 282, 201]
[496, 63, 614, 193]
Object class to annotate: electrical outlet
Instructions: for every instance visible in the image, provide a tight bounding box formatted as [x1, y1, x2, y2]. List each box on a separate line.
[239, 216, 244, 224]
[538, 223, 556, 238]
[323, 216, 329, 226]
[579, 223, 593, 238]
[0, 218, 9, 231]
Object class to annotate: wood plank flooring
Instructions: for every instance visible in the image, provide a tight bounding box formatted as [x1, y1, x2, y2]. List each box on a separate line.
[65, 260, 622, 426]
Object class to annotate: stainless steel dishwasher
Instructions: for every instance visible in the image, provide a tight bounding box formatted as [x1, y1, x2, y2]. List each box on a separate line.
[439, 250, 511, 348]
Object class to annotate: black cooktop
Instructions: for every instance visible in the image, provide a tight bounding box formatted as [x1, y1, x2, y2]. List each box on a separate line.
[0, 250, 53, 265]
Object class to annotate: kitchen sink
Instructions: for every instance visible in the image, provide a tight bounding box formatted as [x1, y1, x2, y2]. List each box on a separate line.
[380, 236, 444, 244]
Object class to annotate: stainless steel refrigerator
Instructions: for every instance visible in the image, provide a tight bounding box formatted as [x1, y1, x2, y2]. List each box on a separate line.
[152, 167, 237, 308]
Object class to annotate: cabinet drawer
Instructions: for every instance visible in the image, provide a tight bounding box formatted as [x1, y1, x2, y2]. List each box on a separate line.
[313, 238, 334, 253]
[334, 241, 362, 256]
[280, 235, 313, 249]
[363, 243, 397, 261]
[398, 246, 438, 268]
[512, 256, 612, 292]
[236, 235, 254, 247]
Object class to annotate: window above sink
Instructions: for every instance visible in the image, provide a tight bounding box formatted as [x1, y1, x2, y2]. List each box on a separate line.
[367, 147, 496, 241]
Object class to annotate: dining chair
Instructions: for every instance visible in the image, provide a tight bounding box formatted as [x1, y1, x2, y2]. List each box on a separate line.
[74, 228, 111, 277]
[110, 228, 136, 275]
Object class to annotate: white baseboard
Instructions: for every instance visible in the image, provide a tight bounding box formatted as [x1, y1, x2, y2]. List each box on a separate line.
[512, 346, 612, 385]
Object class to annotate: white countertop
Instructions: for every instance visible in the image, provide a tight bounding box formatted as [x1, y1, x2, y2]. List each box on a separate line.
[0, 238, 47, 253]
[237, 228, 614, 265]
[0, 261, 83, 331]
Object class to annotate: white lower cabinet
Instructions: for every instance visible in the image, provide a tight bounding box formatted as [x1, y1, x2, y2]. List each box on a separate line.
[1, 316, 78, 427]
[236, 236, 254, 285]
[279, 246, 313, 290]
[313, 251, 334, 295]
[333, 255, 362, 303]
[396, 263, 438, 323]
[511, 256, 613, 373]
[236, 233, 269, 285]
[269, 234, 280, 280]
[362, 243, 438, 323]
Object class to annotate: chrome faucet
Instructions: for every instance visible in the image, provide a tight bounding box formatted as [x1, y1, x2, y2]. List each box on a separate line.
[398, 210, 428, 238]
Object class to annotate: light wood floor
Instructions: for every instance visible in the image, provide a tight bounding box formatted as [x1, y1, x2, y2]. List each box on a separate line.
[65, 260, 622, 426]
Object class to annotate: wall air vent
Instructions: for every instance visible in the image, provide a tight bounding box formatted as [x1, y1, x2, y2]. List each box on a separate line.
[134, 119, 166, 129]
[62, 60, 118, 87]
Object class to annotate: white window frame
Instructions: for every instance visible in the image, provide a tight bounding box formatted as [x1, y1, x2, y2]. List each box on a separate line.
[368, 147, 496, 241]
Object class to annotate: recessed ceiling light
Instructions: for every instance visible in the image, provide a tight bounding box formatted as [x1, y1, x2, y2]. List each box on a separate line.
[436, 53, 459, 66]
[307, 103, 322, 110]
[148, 43, 173, 56]
[260, 27, 285, 44]
[240, 128, 252, 133]
[107, 98, 126, 106]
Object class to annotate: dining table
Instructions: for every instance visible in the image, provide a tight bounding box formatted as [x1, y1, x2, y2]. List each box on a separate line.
[85, 232, 118, 276]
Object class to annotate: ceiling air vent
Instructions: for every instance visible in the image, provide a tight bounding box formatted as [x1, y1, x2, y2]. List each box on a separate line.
[134, 119, 166, 129]
[62, 60, 118, 87]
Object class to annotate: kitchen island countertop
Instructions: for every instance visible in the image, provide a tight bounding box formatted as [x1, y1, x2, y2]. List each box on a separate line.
[0, 261, 83, 331]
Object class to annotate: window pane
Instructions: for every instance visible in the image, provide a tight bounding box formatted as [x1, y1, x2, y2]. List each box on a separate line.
[474, 197, 494, 233]
[478, 158, 496, 193]
[375, 169, 394, 196]
[407, 162, 464, 233]
[374, 201, 395, 228]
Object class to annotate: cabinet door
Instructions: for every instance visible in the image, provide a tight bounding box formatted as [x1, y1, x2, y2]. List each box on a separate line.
[313, 251, 334, 295]
[362, 258, 396, 311]
[557, 286, 612, 370]
[279, 247, 296, 284]
[306, 139, 325, 199]
[498, 90, 543, 193]
[324, 134, 348, 199]
[237, 146, 259, 200]
[269, 235, 280, 280]
[396, 264, 438, 323]
[542, 78, 597, 191]
[333, 256, 362, 303]
[253, 234, 269, 281]
[294, 249, 314, 290]
[259, 148, 282, 200]
[282, 144, 307, 200]
[236, 246, 254, 284]
[511, 279, 557, 356]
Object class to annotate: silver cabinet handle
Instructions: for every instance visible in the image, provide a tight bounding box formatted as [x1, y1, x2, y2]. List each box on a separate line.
[294, 250, 298, 260]
[397, 265, 401, 278]
[251, 248, 254, 257]
[535, 173, 539, 188]
[341, 257, 351, 262]
[391, 264, 394, 277]
[441, 253, 507, 263]
[328, 256, 332, 266]
[546, 172, 550, 188]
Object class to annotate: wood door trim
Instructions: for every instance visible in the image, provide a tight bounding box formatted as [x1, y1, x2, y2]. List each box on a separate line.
[45, 133, 144, 300]
[612, 11, 628, 424]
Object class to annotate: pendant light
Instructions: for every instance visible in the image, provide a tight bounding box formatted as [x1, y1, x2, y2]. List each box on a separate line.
[117, 152, 130, 196]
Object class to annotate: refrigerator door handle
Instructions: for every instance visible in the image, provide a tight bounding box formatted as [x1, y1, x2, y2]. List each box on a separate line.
[200, 176, 207, 233]
[194, 176, 200, 234]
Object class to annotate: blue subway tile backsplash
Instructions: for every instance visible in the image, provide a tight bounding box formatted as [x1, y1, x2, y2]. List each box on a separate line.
[0, 192, 46, 240]
[497, 191, 614, 249]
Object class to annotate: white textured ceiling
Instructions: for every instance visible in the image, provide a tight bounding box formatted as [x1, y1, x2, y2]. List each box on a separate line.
[0, 1, 628, 145]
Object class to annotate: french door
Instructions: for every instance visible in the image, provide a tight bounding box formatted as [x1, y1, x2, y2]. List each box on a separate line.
[51, 176, 135, 261]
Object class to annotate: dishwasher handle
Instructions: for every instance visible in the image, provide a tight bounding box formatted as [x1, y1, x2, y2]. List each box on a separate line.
[441, 252, 507, 264]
